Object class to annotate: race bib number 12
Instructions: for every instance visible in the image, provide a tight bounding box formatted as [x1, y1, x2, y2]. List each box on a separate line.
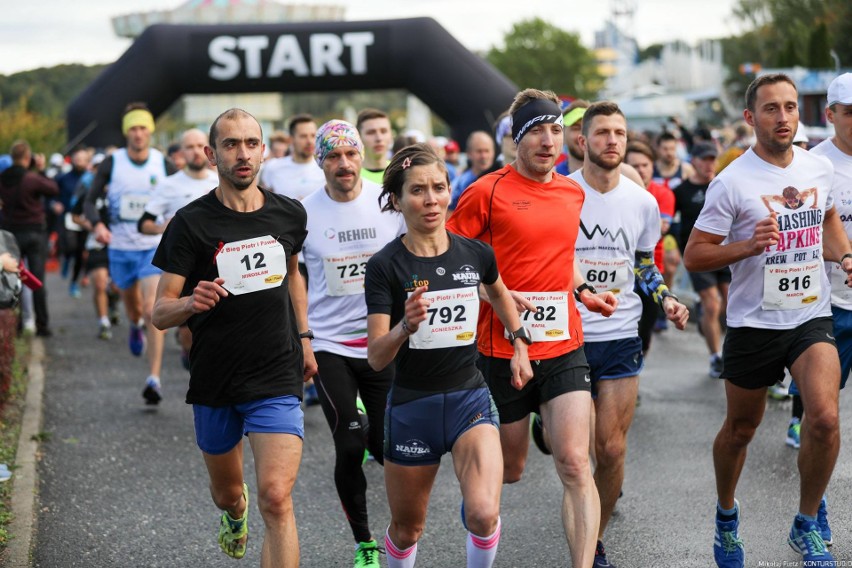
[218, 235, 287, 296]
[762, 260, 821, 310]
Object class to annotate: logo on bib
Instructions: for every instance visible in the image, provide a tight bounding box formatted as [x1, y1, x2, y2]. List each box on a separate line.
[264, 274, 284, 284]
[456, 331, 474, 341]
[801, 295, 818, 304]
[545, 329, 565, 337]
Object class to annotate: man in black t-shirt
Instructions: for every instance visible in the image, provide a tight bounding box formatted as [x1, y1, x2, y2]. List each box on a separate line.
[152, 108, 315, 563]
[674, 142, 730, 378]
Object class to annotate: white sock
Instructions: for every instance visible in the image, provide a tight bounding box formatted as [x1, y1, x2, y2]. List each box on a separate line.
[385, 528, 417, 568]
[466, 517, 501, 568]
[99, 316, 110, 327]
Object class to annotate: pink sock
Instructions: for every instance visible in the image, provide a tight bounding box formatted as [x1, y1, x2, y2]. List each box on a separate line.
[466, 517, 501, 568]
[385, 528, 418, 568]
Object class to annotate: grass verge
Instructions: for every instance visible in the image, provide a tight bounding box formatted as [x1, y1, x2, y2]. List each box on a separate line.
[0, 337, 31, 553]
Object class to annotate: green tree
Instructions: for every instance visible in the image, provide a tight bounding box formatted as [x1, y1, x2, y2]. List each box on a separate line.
[486, 18, 602, 100]
[808, 22, 833, 69]
[0, 96, 65, 155]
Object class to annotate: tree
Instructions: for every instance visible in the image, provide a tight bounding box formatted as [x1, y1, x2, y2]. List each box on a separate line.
[808, 22, 833, 69]
[0, 96, 65, 155]
[486, 18, 602, 100]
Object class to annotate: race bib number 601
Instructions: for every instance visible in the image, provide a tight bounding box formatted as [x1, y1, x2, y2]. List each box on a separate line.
[217, 235, 287, 296]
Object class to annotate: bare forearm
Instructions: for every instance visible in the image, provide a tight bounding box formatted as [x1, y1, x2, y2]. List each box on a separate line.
[822, 212, 852, 263]
[684, 238, 754, 272]
[367, 322, 409, 371]
[152, 296, 192, 330]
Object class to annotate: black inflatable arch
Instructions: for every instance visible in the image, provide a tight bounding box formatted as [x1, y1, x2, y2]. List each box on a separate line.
[67, 17, 518, 148]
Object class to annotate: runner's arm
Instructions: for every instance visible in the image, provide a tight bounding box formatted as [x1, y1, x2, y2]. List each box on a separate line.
[288, 254, 317, 381]
[367, 286, 429, 372]
[822, 206, 852, 264]
[574, 258, 617, 316]
[634, 250, 689, 329]
[484, 276, 534, 390]
[152, 272, 228, 330]
[683, 215, 778, 272]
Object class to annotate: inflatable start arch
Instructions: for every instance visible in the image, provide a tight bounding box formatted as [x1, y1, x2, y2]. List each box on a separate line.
[67, 17, 518, 147]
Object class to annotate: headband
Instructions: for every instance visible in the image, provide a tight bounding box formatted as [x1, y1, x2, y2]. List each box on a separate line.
[511, 99, 563, 145]
[314, 119, 364, 166]
[563, 107, 587, 127]
[122, 109, 155, 136]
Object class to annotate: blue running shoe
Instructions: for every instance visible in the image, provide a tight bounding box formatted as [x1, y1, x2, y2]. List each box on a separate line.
[786, 418, 801, 449]
[818, 498, 833, 546]
[789, 515, 834, 565]
[129, 324, 146, 357]
[142, 375, 162, 405]
[714, 500, 744, 568]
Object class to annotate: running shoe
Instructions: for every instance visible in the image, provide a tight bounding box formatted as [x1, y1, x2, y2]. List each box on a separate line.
[530, 412, 551, 455]
[788, 515, 834, 565]
[786, 418, 801, 449]
[218, 483, 249, 559]
[593, 540, 617, 567]
[714, 500, 744, 568]
[69, 282, 81, 298]
[709, 354, 723, 379]
[767, 381, 791, 401]
[818, 497, 833, 546]
[98, 324, 112, 341]
[142, 375, 162, 405]
[354, 539, 383, 568]
[128, 324, 146, 357]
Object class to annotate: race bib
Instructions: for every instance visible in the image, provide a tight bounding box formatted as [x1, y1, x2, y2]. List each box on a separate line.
[517, 291, 570, 342]
[217, 235, 287, 296]
[408, 288, 479, 350]
[118, 193, 150, 222]
[762, 260, 821, 310]
[322, 251, 375, 296]
[577, 257, 631, 295]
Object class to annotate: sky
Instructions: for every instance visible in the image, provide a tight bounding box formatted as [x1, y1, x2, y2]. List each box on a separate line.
[0, 0, 744, 76]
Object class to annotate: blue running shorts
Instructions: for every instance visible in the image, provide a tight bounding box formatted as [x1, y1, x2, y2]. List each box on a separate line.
[108, 248, 162, 290]
[193, 395, 304, 455]
[584, 336, 644, 397]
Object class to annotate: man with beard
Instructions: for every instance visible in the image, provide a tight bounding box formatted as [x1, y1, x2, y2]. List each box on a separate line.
[84, 102, 177, 404]
[569, 102, 688, 567]
[152, 108, 314, 565]
[685, 73, 850, 567]
[448, 88, 617, 568]
[138, 128, 218, 371]
[260, 114, 324, 202]
[653, 131, 694, 190]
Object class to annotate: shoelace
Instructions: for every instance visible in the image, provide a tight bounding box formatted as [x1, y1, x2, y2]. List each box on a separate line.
[356, 545, 384, 565]
[720, 530, 744, 554]
[796, 529, 827, 555]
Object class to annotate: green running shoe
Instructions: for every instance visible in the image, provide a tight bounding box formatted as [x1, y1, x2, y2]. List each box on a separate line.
[354, 539, 383, 568]
[218, 483, 249, 559]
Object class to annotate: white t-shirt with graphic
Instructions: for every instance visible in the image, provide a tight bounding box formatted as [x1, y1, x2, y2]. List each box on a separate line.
[694, 146, 835, 329]
[570, 172, 661, 341]
[812, 138, 852, 310]
[260, 156, 325, 201]
[300, 180, 406, 358]
[144, 169, 218, 221]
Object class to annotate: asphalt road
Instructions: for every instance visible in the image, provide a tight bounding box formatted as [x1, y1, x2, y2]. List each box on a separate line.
[29, 271, 852, 567]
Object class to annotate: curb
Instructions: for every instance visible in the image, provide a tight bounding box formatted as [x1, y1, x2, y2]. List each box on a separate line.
[6, 337, 45, 567]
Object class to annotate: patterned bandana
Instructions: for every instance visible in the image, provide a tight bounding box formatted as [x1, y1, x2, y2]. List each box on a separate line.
[314, 119, 364, 166]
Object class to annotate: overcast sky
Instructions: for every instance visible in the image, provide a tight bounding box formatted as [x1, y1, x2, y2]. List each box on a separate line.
[0, 0, 743, 75]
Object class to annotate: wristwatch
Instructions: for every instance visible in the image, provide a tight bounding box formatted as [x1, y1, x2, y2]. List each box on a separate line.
[298, 329, 314, 340]
[507, 326, 533, 345]
[574, 282, 597, 301]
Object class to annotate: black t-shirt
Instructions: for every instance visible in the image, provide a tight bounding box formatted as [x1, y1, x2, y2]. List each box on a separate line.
[365, 232, 498, 392]
[152, 189, 307, 406]
[674, 178, 710, 252]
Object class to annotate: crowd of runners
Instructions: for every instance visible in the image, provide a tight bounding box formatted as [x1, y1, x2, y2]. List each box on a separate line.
[1, 70, 851, 568]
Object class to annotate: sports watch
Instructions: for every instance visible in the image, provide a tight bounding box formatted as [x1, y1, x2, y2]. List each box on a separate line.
[507, 326, 533, 345]
[298, 329, 315, 340]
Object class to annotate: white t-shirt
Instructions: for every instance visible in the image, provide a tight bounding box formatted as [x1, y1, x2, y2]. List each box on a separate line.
[695, 146, 835, 329]
[570, 172, 661, 341]
[260, 156, 325, 201]
[300, 180, 406, 358]
[107, 148, 168, 251]
[812, 138, 852, 310]
[144, 169, 218, 221]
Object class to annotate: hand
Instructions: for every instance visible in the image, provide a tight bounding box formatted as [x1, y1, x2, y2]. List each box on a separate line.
[580, 290, 618, 317]
[0, 253, 19, 273]
[509, 290, 537, 315]
[302, 343, 318, 381]
[509, 347, 534, 391]
[663, 297, 689, 330]
[843, 256, 852, 288]
[748, 212, 780, 256]
[187, 277, 228, 314]
[94, 222, 112, 245]
[403, 285, 430, 333]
